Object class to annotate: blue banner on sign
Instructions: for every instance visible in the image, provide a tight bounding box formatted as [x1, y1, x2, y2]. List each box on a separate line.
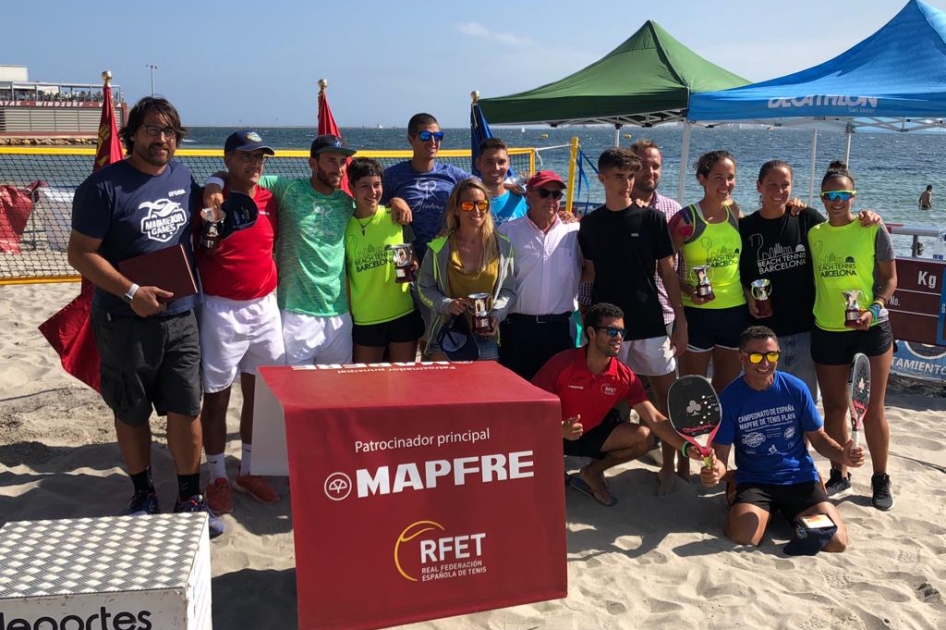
[892, 340, 946, 382]
[939, 268, 946, 346]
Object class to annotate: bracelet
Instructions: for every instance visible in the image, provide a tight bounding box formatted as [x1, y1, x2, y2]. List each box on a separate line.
[205, 175, 225, 189]
[680, 442, 690, 458]
[868, 302, 883, 322]
[122, 283, 139, 304]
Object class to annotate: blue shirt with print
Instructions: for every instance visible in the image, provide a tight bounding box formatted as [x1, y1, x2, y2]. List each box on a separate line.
[716, 371, 822, 486]
[381, 160, 470, 263]
[491, 190, 528, 226]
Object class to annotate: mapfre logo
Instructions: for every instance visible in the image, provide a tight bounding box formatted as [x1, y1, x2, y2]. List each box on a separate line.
[139, 199, 186, 242]
[323, 472, 352, 500]
[393, 520, 487, 583]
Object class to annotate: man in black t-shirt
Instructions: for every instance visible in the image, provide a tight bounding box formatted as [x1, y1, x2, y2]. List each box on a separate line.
[578, 148, 688, 495]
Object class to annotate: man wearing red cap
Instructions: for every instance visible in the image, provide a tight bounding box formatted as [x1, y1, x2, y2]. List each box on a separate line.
[498, 170, 581, 380]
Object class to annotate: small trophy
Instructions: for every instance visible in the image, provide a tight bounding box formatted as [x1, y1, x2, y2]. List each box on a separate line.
[469, 292, 492, 334]
[693, 265, 715, 300]
[843, 290, 862, 326]
[200, 208, 222, 251]
[387, 243, 415, 283]
[751, 279, 773, 318]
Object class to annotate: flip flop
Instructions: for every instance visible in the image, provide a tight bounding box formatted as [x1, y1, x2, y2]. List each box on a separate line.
[569, 475, 617, 507]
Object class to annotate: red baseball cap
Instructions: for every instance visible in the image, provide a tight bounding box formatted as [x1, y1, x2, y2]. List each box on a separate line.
[526, 170, 566, 189]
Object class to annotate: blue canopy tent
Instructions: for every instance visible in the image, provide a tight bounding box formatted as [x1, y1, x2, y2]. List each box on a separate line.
[688, 0, 946, 201]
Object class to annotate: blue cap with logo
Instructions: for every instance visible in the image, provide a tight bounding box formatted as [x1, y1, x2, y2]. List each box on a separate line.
[224, 130, 275, 155]
[310, 134, 356, 157]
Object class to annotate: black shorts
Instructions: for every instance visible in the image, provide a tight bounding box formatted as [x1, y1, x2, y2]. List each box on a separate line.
[563, 409, 623, 459]
[352, 310, 424, 348]
[732, 480, 829, 521]
[810, 321, 893, 365]
[91, 308, 202, 427]
[684, 304, 748, 352]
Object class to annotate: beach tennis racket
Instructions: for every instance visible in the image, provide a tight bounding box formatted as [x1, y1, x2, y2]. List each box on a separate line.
[849, 353, 871, 447]
[667, 375, 722, 467]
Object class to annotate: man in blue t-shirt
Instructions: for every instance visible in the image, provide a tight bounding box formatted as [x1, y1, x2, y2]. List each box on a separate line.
[381, 112, 470, 264]
[700, 325, 863, 553]
[475, 137, 527, 226]
[68, 96, 223, 537]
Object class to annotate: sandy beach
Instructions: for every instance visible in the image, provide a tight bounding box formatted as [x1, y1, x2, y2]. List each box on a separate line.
[1, 282, 944, 630]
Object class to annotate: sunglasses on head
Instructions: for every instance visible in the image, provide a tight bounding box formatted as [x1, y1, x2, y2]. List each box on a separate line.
[743, 351, 780, 364]
[460, 200, 489, 212]
[535, 188, 563, 200]
[594, 326, 626, 338]
[820, 190, 856, 202]
[417, 130, 445, 142]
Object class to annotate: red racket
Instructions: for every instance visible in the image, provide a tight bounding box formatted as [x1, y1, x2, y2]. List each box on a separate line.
[849, 353, 871, 447]
[667, 375, 722, 467]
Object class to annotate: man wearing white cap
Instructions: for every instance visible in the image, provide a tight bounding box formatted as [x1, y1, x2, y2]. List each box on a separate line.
[498, 170, 581, 380]
[196, 130, 283, 515]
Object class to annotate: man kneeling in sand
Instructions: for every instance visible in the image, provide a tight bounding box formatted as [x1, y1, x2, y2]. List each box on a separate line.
[700, 326, 864, 553]
[532, 302, 705, 506]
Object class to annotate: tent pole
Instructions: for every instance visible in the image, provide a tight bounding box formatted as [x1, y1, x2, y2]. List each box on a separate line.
[677, 121, 692, 204]
[566, 136, 579, 216]
[613, 124, 622, 147]
[808, 129, 818, 206]
[844, 122, 853, 165]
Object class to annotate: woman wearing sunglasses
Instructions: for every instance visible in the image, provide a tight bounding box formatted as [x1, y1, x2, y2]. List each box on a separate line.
[417, 178, 515, 360]
[808, 161, 897, 511]
[669, 150, 747, 394]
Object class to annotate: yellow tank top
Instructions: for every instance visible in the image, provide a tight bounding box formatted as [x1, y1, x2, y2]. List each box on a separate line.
[447, 237, 500, 327]
[809, 221, 879, 332]
[680, 204, 746, 309]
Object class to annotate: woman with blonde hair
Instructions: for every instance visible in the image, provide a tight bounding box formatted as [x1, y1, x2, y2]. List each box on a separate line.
[418, 178, 515, 360]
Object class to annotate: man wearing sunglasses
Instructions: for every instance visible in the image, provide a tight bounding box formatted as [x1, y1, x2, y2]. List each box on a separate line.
[533, 303, 706, 507]
[578, 148, 688, 495]
[195, 131, 283, 516]
[700, 326, 864, 553]
[382, 113, 471, 264]
[68, 97, 223, 536]
[498, 170, 581, 380]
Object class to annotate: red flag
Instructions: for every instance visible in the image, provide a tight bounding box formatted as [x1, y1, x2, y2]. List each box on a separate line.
[318, 83, 350, 194]
[38, 72, 124, 392]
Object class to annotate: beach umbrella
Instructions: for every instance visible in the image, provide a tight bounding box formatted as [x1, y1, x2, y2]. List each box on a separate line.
[470, 91, 515, 181]
[38, 71, 125, 392]
[318, 79, 350, 195]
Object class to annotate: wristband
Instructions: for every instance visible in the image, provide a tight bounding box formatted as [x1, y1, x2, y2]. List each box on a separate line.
[205, 176, 225, 189]
[868, 302, 883, 323]
[680, 442, 690, 458]
[122, 283, 139, 304]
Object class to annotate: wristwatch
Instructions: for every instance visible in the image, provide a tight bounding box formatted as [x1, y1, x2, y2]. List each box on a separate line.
[122, 283, 139, 304]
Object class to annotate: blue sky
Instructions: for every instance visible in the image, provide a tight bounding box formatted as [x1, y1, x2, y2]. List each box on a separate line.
[4, 0, 941, 127]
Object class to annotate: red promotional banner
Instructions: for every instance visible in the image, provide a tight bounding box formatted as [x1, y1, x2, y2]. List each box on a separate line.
[256, 362, 567, 630]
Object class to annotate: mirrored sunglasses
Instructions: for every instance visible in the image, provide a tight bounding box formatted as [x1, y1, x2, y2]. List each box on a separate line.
[417, 130, 445, 142]
[595, 326, 626, 338]
[460, 200, 489, 212]
[820, 190, 856, 202]
[744, 351, 781, 364]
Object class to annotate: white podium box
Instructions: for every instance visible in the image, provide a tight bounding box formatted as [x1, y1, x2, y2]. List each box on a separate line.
[0, 514, 212, 630]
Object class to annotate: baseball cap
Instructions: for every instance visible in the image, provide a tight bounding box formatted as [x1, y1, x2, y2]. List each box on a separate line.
[526, 170, 566, 189]
[310, 134, 356, 157]
[783, 521, 838, 556]
[436, 316, 479, 362]
[224, 130, 275, 155]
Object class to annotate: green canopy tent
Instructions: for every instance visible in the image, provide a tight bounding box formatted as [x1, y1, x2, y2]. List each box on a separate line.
[479, 20, 749, 200]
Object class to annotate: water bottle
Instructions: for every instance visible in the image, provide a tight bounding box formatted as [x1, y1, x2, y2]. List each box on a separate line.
[933, 231, 946, 260]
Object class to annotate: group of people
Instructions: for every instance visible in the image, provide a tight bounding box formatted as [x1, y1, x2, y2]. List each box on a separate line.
[68, 95, 897, 554]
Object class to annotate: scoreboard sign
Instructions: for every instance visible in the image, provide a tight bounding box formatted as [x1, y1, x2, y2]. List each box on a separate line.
[888, 258, 946, 345]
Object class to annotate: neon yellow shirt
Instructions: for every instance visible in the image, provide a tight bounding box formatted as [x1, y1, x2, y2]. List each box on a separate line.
[680, 204, 746, 309]
[809, 221, 879, 332]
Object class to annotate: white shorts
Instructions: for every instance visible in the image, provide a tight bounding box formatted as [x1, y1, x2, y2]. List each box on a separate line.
[617, 335, 675, 377]
[200, 293, 286, 393]
[282, 311, 353, 366]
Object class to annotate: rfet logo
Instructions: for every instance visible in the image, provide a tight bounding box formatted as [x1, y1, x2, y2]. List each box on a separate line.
[139, 199, 186, 242]
[600, 383, 617, 396]
[393, 520, 487, 583]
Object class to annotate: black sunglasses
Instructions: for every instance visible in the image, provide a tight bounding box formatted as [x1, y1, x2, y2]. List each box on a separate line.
[535, 188, 563, 200]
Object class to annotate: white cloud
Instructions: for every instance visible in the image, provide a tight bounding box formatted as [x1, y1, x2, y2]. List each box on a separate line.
[456, 22, 532, 48]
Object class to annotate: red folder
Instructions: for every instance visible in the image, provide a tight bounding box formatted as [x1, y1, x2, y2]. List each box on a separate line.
[118, 244, 197, 300]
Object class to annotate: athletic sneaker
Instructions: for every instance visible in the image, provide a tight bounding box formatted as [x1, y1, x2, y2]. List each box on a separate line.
[825, 468, 853, 498]
[233, 474, 280, 504]
[127, 491, 160, 516]
[206, 478, 234, 515]
[174, 495, 226, 539]
[871, 473, 895, 511]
